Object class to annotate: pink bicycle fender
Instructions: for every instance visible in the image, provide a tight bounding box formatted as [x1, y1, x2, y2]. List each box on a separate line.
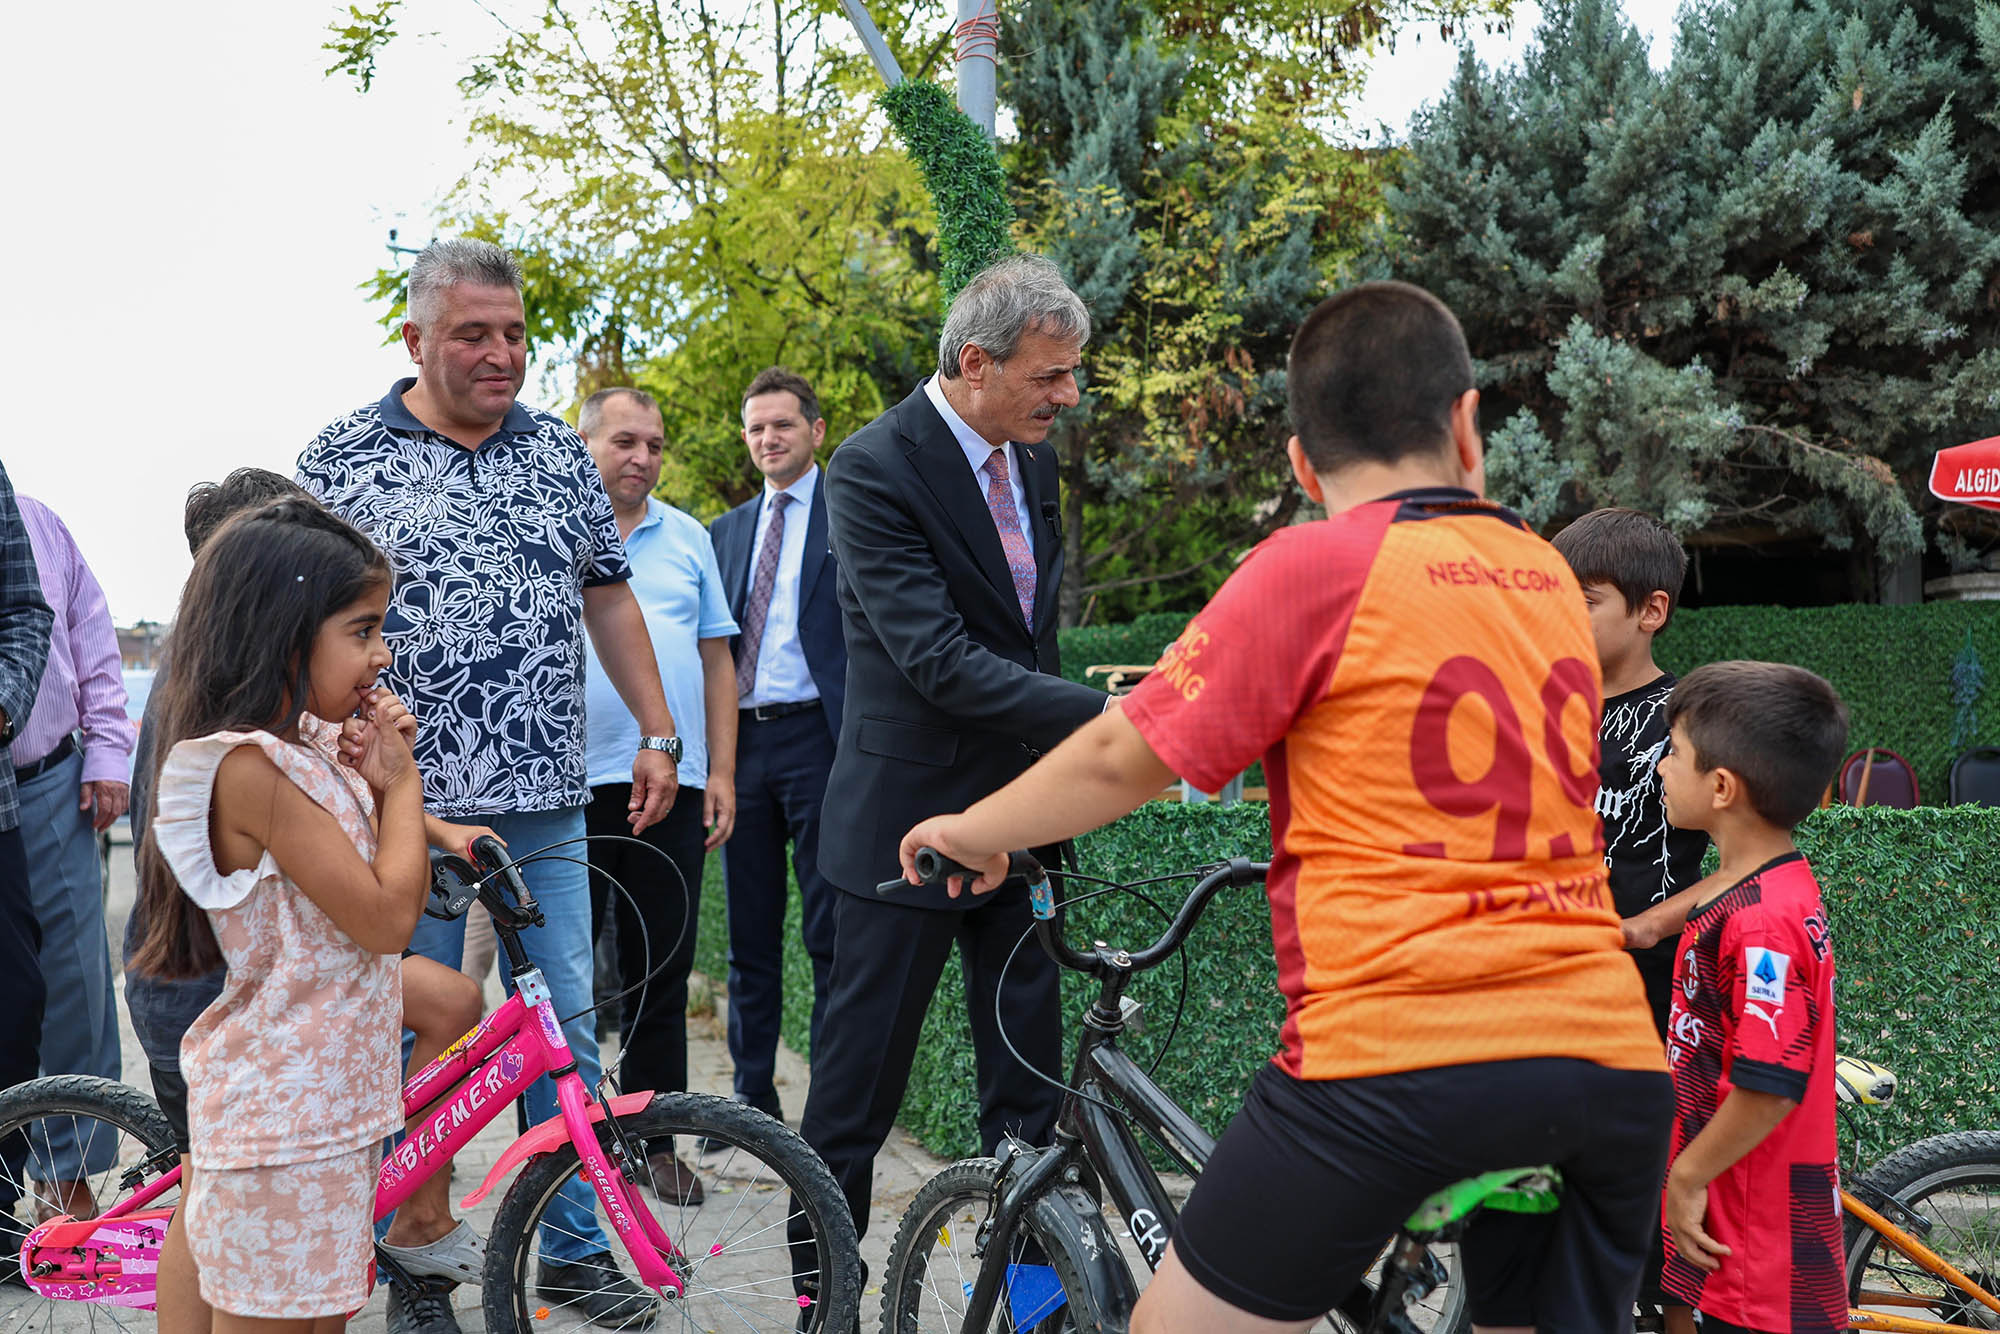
[460, 1091, 657, 1209]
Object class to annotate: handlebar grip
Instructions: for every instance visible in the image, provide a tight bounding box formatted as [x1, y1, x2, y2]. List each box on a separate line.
[469, 835, 538, 913]
[876, 848, 1044, 896]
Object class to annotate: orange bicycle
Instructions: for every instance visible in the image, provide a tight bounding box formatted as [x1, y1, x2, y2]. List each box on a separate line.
[1839, 1056, 2000, 1331]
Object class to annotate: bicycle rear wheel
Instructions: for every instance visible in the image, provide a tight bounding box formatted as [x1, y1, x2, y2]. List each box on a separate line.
[482, 1091, 861, 1334]
[880, 1158, 1134, 1333]
[0, 1074, 181, 1330]
[1846, 1129, 2000, 1328]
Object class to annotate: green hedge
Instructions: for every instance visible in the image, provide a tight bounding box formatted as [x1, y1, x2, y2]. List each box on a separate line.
[697, 803, 2000, 1165]
[1057, 602, 2000, 805]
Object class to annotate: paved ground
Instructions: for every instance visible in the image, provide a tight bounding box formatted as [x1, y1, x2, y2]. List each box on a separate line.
[0, 838, 973, 1333]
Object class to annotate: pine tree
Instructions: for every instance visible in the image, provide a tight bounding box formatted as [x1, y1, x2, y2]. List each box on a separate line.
[1386, 0, 2000, 596]
[1002, 0, 1370, 622]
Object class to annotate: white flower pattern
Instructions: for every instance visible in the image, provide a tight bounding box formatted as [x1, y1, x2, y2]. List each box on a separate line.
[297, 383, 631, 817]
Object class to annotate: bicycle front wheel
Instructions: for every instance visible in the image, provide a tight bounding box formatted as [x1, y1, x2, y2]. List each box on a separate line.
[880, 1157, 1135, 1333]
[1846, 1128, 2000, 1327]
[482, 1091, 861, 1334]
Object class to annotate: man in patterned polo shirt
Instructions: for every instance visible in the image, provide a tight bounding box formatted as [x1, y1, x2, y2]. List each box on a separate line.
[299, 240, 679, 1334]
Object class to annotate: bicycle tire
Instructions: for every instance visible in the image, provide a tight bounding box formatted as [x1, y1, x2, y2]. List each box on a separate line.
[0, 1074, 180, 1328]
[880, 1158, 1135, 1333]
[1845, 1128, 2000, 1325]
[482, 1090, 861, 1334]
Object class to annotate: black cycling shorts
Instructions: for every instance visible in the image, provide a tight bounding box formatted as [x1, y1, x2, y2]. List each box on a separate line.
[147, 1061, 191, 1157]
[1170, 1057, 1672, 1329]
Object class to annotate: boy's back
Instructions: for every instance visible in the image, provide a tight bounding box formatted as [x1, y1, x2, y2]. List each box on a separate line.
[1663, 853, 1842, 1331]
[1128, 487, 1663, 1079]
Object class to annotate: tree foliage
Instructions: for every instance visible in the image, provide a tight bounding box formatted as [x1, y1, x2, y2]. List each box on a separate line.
[1384, 0, 2000, 588]
[1003, 0, 1405, 621]
[335, 0, 946, 515]
[328, 0, 1508, 574]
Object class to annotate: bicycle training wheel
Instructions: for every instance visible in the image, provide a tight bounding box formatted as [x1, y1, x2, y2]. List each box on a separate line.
[483, 1091, 861, 1334]
[880, 1157, 1135, 1334]
[1846, 1128, 2000, 1328]
[1327, 1239, 1469, 1334]
[0, 1074, 181, 1331]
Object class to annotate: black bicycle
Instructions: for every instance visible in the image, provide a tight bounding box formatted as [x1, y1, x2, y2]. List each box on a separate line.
[874, 849, 1507, 1334]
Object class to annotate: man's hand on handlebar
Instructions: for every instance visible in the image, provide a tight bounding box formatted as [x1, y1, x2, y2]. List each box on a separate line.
[898, 817, 1010, 897]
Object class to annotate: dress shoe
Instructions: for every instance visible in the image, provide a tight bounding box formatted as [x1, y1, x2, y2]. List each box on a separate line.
[645, 1151, 704, 1206]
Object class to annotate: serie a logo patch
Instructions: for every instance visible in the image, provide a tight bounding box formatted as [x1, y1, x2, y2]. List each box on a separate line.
[1744, 947, 1790, 1005]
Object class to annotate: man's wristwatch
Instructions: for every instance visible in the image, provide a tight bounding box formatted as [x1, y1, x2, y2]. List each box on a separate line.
[638, 735, 683, 762]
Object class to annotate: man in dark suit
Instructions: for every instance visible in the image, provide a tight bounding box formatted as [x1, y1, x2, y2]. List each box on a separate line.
[797, 255, 1108, 1247]
[709, 367, 847, 1119]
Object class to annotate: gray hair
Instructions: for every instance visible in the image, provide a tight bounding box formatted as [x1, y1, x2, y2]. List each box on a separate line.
[577, 387, 659, 438]
[937, 254, 1090, 380]
[406, 239, 523, 332]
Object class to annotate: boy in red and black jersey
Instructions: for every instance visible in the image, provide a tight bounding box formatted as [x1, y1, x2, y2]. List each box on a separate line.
[1655, 661, 1850, 1334]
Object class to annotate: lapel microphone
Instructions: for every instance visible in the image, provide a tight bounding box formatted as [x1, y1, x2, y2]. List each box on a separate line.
[1041, 500, 1060, 541]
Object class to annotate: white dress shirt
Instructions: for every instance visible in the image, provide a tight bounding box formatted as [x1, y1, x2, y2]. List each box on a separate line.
[741, 464, 821, 708]
[924, 375, 1034, 547]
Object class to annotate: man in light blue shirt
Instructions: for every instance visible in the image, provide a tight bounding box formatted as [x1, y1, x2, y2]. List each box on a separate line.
[579, 387, 738, 1205]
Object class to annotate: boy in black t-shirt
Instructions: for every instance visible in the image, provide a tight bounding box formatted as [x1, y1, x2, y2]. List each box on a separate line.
[1552, 507, 1710, 1324]
[1552, 509, 1711, 1021]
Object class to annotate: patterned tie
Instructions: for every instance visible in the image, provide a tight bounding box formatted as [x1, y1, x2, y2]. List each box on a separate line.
[983, 448, 1037, 627]
[736, 492, 791, 698]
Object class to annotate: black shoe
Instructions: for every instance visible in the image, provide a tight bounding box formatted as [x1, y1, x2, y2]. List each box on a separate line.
[385, 1277, 463, 1334]
[698, 1091, 781, 1156]
[538, 1251, 660, 1329]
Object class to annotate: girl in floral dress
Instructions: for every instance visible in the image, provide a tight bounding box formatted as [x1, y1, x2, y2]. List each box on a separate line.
[131, 499, 430, 1333]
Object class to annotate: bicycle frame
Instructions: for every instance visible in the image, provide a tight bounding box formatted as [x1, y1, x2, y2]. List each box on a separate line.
[952, 924, 1221, 1330]
[25, 959, 683, 1304]
[1845, 1186, 2000, 1333]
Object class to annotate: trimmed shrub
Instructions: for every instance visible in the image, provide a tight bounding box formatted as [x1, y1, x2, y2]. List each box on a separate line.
[699, 803, 2000, 1164]
[1059, 602, 2000, 804]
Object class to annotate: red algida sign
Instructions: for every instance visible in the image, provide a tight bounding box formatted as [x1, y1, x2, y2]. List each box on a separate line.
[1930, 437, 2000, 512]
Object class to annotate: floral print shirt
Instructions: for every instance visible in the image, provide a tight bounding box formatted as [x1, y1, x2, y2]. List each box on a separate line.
[297, 380, 632, 817]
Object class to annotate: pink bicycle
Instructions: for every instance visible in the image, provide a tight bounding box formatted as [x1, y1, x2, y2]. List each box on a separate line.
[0, 836, 861, 1333]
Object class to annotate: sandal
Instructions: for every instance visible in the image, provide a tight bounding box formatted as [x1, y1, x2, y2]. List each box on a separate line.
[377, 1219, 486, 1286]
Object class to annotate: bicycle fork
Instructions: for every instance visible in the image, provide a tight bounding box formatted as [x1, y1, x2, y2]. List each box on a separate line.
[523, 970, 688, 1299]
[959, 1140, 1076, 1328]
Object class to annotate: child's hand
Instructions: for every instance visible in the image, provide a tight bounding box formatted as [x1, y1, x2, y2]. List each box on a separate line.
[362, 686, 418, 743]
[430, 820, 502, 861]
[1664, 1169, 1729, 1272]
[343, 711, 417, 794]
[1622, 914, 1660, 950]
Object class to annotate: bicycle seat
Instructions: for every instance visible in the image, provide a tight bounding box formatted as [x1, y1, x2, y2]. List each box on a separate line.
[1835, 1053, 1898, 1107]
[1405, 1166, 1562, 1233]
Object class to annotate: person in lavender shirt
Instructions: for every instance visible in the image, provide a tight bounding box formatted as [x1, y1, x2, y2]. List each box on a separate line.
[10, 496, 131, 1220]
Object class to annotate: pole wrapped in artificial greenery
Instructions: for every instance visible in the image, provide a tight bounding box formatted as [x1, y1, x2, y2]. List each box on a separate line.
[879, 79, 1014, 304]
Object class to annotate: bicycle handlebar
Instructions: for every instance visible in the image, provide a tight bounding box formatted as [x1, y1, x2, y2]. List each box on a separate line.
[895, 846, 1268, 977]
[875, 848, 1044, 896]
[468, 835, 543, 927]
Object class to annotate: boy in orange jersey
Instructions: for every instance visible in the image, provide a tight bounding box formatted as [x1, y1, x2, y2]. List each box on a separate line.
[1653, 663, 1848, 1334]
[900, 281, 1671, 1334]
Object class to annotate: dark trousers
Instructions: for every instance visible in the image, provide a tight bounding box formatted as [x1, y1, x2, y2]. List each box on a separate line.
[584, 784, 705, 1097]
[795, 883, 1065, 1241]
[0, 825, 44, 1212]
[721, 707, 838, 1102]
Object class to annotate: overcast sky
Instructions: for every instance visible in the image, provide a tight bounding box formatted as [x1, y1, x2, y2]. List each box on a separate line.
[1, 0, 1678, 626]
